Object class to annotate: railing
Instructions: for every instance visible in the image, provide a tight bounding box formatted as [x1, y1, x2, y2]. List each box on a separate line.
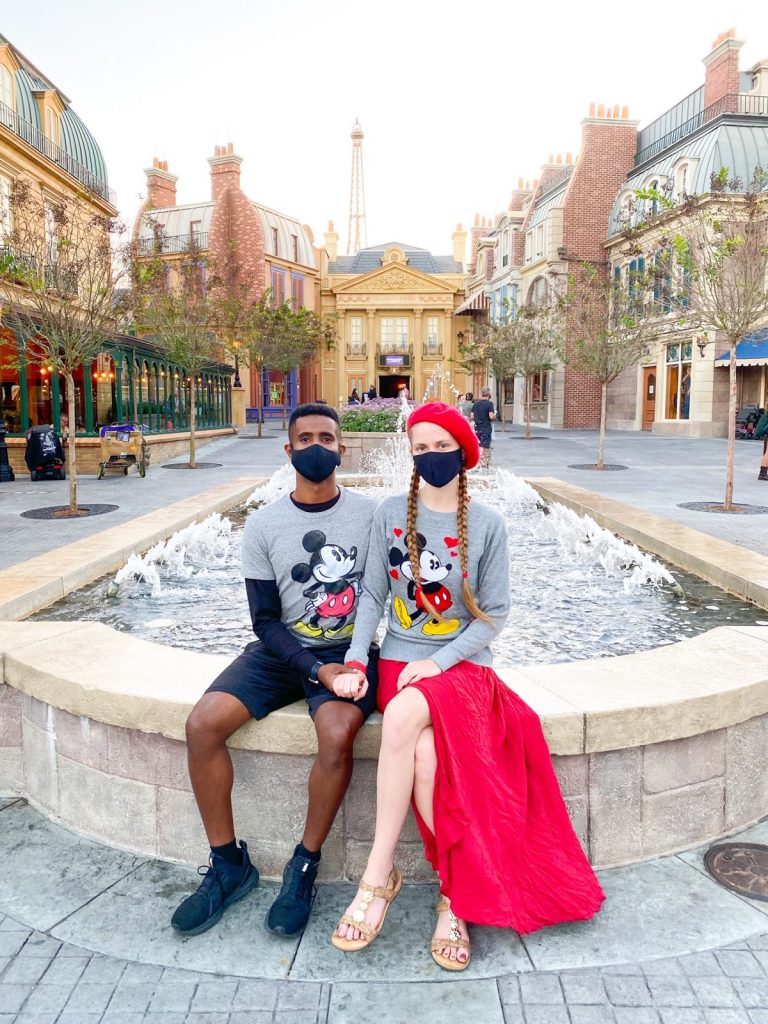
[0, 245, 78, 295]
[346, 343, 366, 357]
[0, 243, 38, 279]
[635, 94, 768, 166]
[0, 100, 116, 206]
[379, 342, 410, 355]
[136, 232, 210, 255]
[422, 342, 443, 357]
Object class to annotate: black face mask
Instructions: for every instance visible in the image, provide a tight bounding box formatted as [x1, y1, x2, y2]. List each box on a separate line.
[414, 449, 463, 488]
[290, 443, 341, 483]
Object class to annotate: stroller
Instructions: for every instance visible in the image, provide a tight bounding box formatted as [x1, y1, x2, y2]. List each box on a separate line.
[96, 423, 148, 479]
[24, 425, 66, 481]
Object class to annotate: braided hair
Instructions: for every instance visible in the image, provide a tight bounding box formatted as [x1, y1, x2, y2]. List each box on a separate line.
[405, 465, 492, 624]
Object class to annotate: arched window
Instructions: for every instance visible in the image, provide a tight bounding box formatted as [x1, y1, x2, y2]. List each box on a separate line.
[502, 228, 510, 267]
[527, 276, 549, 308]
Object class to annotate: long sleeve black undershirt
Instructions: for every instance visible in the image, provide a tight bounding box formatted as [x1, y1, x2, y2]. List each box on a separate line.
[245, 578, 319, 677]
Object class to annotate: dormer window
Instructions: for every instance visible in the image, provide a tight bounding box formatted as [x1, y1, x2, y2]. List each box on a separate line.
[271, 226, 279, 255]
[675, 163, 688, 201]
[45, 107, 59, 146]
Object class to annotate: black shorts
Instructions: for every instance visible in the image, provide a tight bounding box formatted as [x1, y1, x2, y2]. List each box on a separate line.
[205, 641, 379, 721]
[475, 427, 492, 449]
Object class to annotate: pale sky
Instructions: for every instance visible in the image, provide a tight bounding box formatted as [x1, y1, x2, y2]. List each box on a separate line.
[4, 1, 768, 257]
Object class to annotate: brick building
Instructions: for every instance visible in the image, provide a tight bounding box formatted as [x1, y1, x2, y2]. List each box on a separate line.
[604, 31, 768, 436]
[471, 107, 638, 429]
[133, 145, 321, 424]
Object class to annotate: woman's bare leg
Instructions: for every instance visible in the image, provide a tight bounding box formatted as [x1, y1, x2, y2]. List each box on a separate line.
[337, 688, 430, 941]
[412, 727, 469, 963]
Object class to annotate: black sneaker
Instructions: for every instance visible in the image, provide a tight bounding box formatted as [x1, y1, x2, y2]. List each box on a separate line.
[265, 852, 319, 936]
[171, 840, 259, 936]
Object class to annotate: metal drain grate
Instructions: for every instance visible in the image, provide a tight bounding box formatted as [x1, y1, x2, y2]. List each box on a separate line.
[704, 843, 768, 902]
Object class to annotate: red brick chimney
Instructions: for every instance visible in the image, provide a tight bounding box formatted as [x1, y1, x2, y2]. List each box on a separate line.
[208, 142, 243, 203]
[144, 158, 177, 209]
[703, 29, 744, 110]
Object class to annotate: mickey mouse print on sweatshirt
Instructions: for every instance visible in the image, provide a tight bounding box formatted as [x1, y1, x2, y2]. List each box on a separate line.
[387, 529, 460, 636]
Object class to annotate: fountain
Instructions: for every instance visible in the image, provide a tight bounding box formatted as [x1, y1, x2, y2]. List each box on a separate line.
[3, 452, 768, 879]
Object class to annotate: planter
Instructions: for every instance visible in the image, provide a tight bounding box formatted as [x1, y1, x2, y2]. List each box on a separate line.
[340, 430, 403, 473]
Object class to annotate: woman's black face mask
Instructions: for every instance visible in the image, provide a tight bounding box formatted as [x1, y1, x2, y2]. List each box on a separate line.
[413, 449, 463, 488]
[290, 443, 341, 483]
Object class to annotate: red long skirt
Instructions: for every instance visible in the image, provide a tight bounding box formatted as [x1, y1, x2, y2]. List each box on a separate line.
[377, 658, 606, 933]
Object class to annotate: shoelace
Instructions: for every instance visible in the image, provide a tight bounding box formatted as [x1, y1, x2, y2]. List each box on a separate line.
[281, 858, 316, 902]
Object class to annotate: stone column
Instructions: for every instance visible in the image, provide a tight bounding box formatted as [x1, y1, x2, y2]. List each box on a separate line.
[413, 309, 423, 400]
[367, 309, 376, 391]
[336, 311, 346, 401]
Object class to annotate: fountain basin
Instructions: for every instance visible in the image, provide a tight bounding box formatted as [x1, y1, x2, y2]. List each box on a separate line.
[2, 476, 768, 881]
[1, 617, 767, 880]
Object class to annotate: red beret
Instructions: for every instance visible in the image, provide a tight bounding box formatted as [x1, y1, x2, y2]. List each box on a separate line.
[407, 401, 480, 470]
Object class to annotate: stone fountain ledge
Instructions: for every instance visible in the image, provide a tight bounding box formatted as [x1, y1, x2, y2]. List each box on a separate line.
[0, 475, 263, 621]
[1, 619, 767, 879]
[0, 475, 767, 879]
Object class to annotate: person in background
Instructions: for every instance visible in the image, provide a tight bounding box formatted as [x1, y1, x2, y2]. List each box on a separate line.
[471, 387, 495, 470]
[756, 408, 768, 481]
[349, 389, 361, 405]
[458, 392, 473, 419]
[367, 385, 378, 402]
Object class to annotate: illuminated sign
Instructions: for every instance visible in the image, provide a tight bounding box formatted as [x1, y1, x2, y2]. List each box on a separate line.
[385, 355, 404, 366]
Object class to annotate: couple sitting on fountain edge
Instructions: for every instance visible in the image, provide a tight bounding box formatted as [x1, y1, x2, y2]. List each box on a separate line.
[172, 401, 604, 970]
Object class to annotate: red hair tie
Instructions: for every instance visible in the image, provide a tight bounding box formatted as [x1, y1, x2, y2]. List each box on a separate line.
[462, 571, 468, 579]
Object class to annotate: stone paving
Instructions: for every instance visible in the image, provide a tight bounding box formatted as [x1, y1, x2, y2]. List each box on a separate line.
[0, 907, 767, 1023]
[2, 425, 768, 1020]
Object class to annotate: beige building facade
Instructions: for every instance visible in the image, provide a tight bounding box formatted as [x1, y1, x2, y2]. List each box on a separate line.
[320, 233, 471, 404]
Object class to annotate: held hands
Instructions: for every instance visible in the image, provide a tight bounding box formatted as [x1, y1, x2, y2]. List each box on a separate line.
[317, 663, 369, 702]
[396, 659, 441, 691]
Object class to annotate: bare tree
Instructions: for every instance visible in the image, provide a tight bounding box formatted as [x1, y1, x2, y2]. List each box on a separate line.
[130, 230, 221, 468]
[260, 300, 323, 430]
[626, 168, 768, 510]
[0, 178, 124, 513]
[564, 261, 659, 469]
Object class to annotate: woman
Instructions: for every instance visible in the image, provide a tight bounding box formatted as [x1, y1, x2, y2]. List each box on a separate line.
[331, 401, 604, 969]
[349, 388, 361, 405]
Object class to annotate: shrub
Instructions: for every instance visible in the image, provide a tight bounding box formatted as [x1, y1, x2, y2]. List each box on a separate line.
[340, 407, 401, 432]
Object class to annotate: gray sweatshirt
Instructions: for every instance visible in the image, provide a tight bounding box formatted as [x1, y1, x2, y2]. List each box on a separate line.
[242, 487, 378, 649]
[345, 493, 510, 672]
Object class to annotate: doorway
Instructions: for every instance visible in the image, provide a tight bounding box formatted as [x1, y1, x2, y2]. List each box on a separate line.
[378, 375, 411, 399]
[642, 367, 656, 431]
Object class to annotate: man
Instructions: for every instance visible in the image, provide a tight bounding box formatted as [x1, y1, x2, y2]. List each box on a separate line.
[172, 404, 378, 938]
[472, 387, 496, 469]
[366, 384, 377, 402]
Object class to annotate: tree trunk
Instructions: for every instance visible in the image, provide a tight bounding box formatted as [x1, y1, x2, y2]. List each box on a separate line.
[282, 371, 288, 431]
[724, 340, 737, 511]
[597, 382, 608, 470]
[189, 382, 197, 468]
[524, 376, 532, 439]
[66, 372, 78, 512]
[256, 362, 263, 438]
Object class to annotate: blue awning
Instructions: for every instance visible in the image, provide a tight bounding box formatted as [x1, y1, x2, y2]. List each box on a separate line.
[715, 327, 768, 367]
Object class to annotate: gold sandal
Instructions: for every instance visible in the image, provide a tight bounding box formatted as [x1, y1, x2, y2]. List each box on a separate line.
[331, 866, 403, 952]
[431, 895, 471, 971]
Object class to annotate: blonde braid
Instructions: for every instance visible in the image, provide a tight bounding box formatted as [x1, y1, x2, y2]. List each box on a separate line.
[405, 466, 447, 623]
[458, 467, 492, 623]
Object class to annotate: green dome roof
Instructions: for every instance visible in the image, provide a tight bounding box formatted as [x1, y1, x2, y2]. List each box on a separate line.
[4, 44, 110, 202]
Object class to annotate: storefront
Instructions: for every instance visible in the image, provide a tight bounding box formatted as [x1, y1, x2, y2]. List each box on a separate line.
[1, 325, 233, 438]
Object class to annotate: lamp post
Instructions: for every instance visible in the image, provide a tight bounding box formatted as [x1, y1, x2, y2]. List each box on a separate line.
[0, 424, 15, 482]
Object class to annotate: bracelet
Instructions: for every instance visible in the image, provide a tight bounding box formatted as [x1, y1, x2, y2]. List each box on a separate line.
[346, 660, 368, 676]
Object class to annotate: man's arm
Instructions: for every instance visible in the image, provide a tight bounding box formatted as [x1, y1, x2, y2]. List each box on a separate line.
[246, 578, 320, 678]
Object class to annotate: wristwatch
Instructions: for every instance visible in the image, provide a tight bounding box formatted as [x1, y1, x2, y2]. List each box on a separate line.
[308, 661, 324, 685]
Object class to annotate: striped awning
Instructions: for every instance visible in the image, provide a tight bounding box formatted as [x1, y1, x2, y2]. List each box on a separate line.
[715, 327, 768, 367]
[454, 289, 489, 316]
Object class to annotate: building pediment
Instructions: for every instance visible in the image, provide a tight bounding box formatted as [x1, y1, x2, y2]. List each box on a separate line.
[333, 263, 457, 296]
